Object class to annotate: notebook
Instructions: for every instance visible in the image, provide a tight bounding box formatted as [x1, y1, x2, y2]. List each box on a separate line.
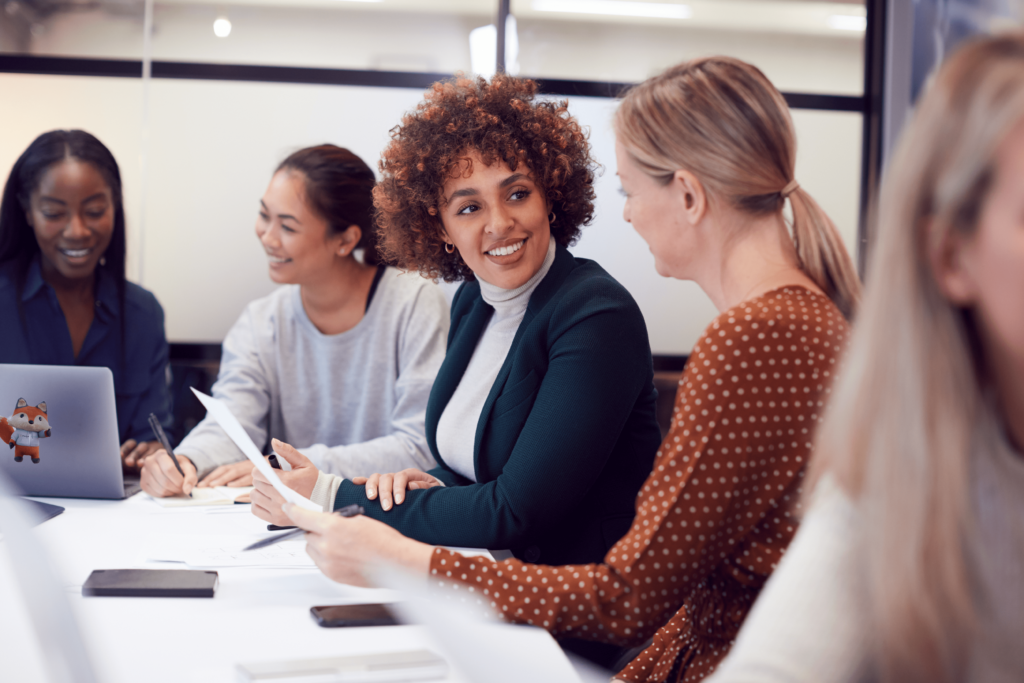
[150, 486, 253, 507]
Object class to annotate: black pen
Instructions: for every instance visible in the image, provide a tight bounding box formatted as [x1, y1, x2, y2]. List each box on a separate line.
[147, 413, 190, 496]
[243, 504, 364, 551]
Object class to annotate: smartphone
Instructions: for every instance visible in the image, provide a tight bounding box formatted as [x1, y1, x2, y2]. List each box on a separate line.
[310, 603, 399, 628]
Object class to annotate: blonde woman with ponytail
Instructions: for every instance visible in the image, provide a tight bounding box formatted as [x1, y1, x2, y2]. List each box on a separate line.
[708, 33, 1024, 683]
[272, 58, 858, 683]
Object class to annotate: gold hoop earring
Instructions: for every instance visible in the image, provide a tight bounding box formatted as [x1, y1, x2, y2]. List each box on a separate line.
[548, 211, 556, 224]
[445, 242, 455, 254]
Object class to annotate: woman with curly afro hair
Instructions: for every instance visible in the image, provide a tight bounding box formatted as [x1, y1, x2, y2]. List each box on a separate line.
[252, 73, 663, 583]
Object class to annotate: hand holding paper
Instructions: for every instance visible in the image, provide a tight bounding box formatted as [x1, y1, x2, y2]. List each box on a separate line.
[190, 388, 320, 512]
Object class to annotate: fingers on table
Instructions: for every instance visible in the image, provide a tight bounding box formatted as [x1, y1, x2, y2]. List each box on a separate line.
[200, 463, 254, 488]
[121, 439, 139, 466]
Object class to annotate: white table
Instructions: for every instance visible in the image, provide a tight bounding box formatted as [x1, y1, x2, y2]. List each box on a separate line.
[0, 494, 588, 683]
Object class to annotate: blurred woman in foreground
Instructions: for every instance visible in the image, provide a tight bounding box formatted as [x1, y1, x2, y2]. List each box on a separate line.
[709, 33, 1024, 683]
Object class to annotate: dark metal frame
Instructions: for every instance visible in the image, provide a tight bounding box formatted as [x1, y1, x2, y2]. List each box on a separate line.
[858, 0, 887, 276]
[0, 54, 865, 111]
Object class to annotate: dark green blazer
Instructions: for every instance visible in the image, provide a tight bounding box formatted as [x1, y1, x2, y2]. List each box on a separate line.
[334, 244, 661, 565]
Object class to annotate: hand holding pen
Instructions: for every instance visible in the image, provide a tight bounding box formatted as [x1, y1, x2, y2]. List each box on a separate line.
[244, 504, 365, 550]
[140, 413, 198, 498]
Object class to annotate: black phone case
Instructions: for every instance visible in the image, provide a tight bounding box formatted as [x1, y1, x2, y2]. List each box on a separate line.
[82, 569, 219, 598]
[310, 604, 398, 628]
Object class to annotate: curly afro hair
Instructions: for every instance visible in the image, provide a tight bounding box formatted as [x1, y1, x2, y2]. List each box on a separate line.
[373, 74, 598, 282]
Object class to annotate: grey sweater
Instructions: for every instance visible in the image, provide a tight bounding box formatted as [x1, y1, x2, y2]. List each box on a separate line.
[176, 269, 449, 480]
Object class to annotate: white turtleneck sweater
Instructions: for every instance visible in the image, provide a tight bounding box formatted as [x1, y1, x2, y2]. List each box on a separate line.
[435, 236, 557, 482]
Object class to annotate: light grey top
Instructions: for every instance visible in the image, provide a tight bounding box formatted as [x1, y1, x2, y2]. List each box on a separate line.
[435, 236, 557, 482]
[176, 268, 449, 481]
[707, 414, 1024, 683]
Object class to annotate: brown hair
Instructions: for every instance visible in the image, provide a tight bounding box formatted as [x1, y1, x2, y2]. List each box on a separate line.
[373, 74, 597, 281]
[614, 57, 860, 319]
[807, 33, 1024, 683]
[277, 145, 381, 265]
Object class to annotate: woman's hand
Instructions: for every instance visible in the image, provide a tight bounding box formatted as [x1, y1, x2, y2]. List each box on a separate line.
[251, 439, 320, 525]
[283, 503, 434, 586]
[140, 451, 198, 497]
[121, 439, 161, 470]
[351, 469, 442, 511]
[197, 460, 256, 488]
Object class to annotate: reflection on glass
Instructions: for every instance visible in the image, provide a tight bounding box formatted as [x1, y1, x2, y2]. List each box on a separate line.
[510, 0, 866, 95]
[0, 0, 500, 74]
[0, 0, 868, 95]
[0, 0, 145, 58]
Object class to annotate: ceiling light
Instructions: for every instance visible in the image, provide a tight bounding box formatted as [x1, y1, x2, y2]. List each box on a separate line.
[213, 16, 231, 38]
[827, 14, 866, 31]
[532, 0, 691, 20]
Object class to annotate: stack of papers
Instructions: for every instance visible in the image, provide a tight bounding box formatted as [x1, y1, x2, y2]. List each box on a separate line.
[149, 486, 254, 508]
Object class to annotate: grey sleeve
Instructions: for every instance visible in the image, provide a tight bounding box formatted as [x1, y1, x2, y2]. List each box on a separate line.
[174, 307, 274, 480]
[705, 481, 870, 683]
[302, 282, 449, 479]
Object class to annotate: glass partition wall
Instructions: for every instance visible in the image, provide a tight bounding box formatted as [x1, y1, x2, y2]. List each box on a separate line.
[1, 0, 867, 355]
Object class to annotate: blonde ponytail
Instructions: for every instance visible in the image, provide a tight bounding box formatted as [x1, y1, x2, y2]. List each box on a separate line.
[615, 56, 861, 319]
[789, 186, 861, 318]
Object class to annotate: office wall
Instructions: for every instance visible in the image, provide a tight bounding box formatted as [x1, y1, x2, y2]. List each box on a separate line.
[0, 71, 861, 353]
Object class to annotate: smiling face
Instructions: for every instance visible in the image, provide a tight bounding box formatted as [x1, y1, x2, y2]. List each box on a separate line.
[439, 151, 551, 289]
[27, 159, 115, 283]
[255, 170, 346, 285]
[615, 140, 695, 279]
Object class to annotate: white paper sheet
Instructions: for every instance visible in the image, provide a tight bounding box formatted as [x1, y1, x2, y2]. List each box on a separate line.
[190, 388, 320, 512]
[145, 534, 316, 568]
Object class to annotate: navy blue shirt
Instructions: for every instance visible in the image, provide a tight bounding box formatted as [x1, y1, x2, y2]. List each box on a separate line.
[0, 257, 172, 444]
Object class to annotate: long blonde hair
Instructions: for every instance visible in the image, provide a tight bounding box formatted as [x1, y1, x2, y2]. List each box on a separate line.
[614, 56, 860, 319]
[808, 33, 1024, 682]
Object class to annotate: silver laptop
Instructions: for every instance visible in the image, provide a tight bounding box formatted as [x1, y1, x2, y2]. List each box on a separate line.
[0, 364, 134, 499]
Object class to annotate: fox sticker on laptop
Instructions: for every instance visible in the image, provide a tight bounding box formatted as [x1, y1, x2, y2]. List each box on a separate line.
[0, 398, 52, 464]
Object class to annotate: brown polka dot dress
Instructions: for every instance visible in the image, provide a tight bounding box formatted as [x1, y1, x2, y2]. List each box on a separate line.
[429, 287, 849, 682]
